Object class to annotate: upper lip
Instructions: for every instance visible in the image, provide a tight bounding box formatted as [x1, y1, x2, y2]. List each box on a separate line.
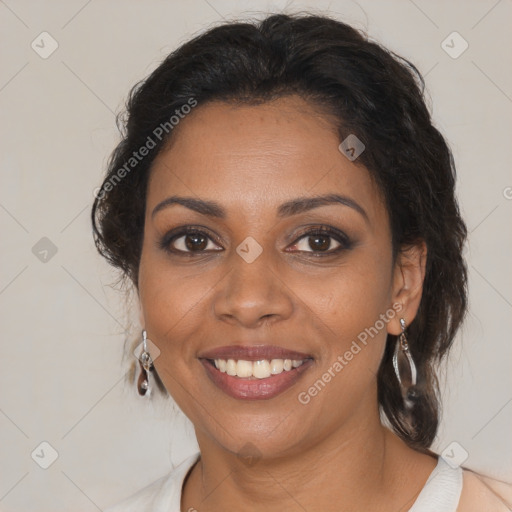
[198, 345, 314, 361]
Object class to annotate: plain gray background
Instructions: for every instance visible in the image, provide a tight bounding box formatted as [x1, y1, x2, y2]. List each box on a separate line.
[1, 0, 511, 510]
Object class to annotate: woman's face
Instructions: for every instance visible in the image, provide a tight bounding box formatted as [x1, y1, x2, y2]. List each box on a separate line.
[138, 96, 420, 459]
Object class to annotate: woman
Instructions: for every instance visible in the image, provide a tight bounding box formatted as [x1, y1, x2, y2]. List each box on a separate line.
[93, 13, 511, 512]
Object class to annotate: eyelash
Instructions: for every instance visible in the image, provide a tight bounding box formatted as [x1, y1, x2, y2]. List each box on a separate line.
[158, 225, 353, 257]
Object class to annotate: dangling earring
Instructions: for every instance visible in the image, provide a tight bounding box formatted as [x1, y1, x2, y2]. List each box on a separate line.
[137, 329, 154, 397]
[392, 318, 418, 408]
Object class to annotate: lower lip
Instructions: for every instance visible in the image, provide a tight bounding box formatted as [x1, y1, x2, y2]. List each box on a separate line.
[200, 359, 314, 400]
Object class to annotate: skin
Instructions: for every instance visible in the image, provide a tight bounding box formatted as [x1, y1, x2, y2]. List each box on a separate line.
[137, 95, 435, 512]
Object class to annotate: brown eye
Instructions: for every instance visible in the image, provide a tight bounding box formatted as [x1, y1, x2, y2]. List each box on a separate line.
[294, 233, 341, 253]
[286, 226, 352, 256]
[160, 228, 223, 254]
[183, 232, 208, 251]
[307, 234, 335, 252]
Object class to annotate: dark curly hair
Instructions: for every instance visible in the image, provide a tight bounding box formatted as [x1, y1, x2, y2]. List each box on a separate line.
[91, 13, 468, 451]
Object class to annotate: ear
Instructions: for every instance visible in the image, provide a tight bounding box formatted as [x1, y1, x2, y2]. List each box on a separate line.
[387, 240, 427, 335]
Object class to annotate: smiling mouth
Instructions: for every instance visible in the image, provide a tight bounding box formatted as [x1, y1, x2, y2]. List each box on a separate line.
[205, 357, 311, 379]
[200, 357, 314, 400]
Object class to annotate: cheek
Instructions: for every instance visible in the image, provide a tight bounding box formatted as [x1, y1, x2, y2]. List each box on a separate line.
[138, 260, 215, 350]
[138, 253, 178, 339]
[294, 270, 391, 420]
[304, 252, 393, 343]
[296, 250, 394, 397]
[138, 259, 209, 415]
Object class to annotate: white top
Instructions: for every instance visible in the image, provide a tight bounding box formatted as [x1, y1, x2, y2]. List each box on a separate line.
[104, 453, 467, 512]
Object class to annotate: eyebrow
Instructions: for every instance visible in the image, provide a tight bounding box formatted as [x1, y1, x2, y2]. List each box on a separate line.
[151, 193, 369, 223]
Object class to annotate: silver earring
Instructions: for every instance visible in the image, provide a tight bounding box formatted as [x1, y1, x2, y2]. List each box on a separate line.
[392, 318, 418, 408]
[137, 330, 154, 397]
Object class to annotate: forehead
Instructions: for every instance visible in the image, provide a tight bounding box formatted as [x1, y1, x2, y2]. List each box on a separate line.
[147, 96, 385, 223]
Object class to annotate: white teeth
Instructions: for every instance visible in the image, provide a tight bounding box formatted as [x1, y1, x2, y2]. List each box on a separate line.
[236, 360, 253, 378]
[212, 358, 307, 378]
[226, 359, 237, 376]
[253, 360, 271, 379]
[270, 359, 284, 374]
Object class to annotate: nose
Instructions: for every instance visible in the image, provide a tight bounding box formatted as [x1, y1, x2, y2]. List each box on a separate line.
[212, 247, 294, 328]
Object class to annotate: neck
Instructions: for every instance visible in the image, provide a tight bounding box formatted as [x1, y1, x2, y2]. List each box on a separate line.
[181, 398, 436, 512]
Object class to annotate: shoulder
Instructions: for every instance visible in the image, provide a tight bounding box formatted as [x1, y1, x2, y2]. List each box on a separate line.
[404, 453, 511, 512]
[103, 452, 200, 512]
[456, 468, 512, 512]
